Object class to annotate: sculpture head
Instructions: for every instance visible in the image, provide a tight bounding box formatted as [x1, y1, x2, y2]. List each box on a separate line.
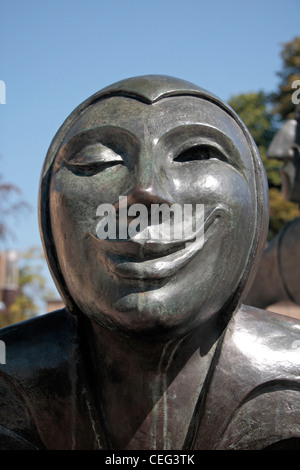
[39, 75, 268, 338]
[267, 104, 300, 204]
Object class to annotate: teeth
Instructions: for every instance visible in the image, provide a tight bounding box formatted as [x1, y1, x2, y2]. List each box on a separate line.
[130, 222, 183, 244]
[130, 219, 205, 245]
[130, 225, 154, 243]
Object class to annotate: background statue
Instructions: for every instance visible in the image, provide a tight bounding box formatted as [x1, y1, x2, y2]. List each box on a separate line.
[0, 76, 299, 450]
[245, 104, 300, 308]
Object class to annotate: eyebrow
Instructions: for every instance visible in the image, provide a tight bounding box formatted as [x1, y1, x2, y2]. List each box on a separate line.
[61, 126, 138, 149]
[159, 123, 246, 169]
[160, 123, 237, 145]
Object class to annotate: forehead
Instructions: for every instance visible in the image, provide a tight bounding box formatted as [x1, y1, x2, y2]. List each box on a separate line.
[65, 95, 243, 137]
[61, 95, 254, 171]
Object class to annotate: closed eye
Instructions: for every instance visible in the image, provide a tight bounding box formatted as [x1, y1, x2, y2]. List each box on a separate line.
[64, 143, 124, 176]
[174, 144, 228, 163]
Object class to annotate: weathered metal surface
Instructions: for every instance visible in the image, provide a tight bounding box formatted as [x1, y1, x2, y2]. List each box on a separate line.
[0, 76, 299, 450]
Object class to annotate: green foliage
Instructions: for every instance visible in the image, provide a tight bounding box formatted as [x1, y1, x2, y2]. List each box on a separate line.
[0, 172, 30, 242]
[261, 157, 283, 189]
[270, 36, 300, 121]
[228, 91, 279, 188]
[228, 88, 300, 241]
[0, 246, 55, 328]
[268, 188, 300, 240]
[3, 295, 37, 328]
[229, 91, 275, 149]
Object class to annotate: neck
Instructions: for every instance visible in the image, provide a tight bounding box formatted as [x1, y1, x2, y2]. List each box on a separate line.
[79, 313, 224, 450]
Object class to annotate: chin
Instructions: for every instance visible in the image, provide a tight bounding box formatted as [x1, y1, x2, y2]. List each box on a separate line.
[75, 292, 185, 339]
[90, 283, 218, 340]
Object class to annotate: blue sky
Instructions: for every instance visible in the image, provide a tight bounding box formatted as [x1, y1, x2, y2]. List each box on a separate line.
[0, 0, 299, 297]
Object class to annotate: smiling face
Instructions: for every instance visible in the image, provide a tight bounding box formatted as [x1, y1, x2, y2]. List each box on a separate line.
[49, 95, 256, 337]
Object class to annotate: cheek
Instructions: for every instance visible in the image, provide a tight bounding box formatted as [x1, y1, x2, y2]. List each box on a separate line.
[167, 164, 252, 213]
[50, 167, 131, 234]
[52, 165, 132, 199]
[49, 176, 111, 301]
[49, 173, 98, 281]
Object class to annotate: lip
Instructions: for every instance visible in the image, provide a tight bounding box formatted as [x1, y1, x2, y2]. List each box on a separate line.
[86, 206, 226, 280]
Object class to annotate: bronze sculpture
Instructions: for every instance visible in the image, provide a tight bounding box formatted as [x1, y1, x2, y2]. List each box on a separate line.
[245, 104, 300, 308]
[0, 76, 299, 450]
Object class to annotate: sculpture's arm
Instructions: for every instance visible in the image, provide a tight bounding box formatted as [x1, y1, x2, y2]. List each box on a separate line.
[0, 370, 43, 450]
[277, 218, 300, 305]
[0, 424, 39, 449]
[244, 234, 289, 308]
[245, 218, 300, 308]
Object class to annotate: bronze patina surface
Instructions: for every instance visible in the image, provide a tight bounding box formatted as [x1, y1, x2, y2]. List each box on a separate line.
[0, 76, 299, 450]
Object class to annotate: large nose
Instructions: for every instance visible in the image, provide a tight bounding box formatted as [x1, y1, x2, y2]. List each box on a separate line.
[124, 148, 173, 208]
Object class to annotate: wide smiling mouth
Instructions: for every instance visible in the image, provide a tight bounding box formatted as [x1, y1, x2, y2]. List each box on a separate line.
[86, 205, 227, 280]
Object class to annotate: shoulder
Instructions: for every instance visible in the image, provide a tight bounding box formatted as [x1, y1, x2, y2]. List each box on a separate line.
[227, 304, 300, 377]
[233, 303, 300, 337]
[233, 304, 300, 357]
[0, 307, 76, 341]
[0, 308, 78, 375]
[278, 217, 300, 303]
[0, 309, 79, 449]
[215, 305, 300, 449]
[282, 216, 300, 236]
